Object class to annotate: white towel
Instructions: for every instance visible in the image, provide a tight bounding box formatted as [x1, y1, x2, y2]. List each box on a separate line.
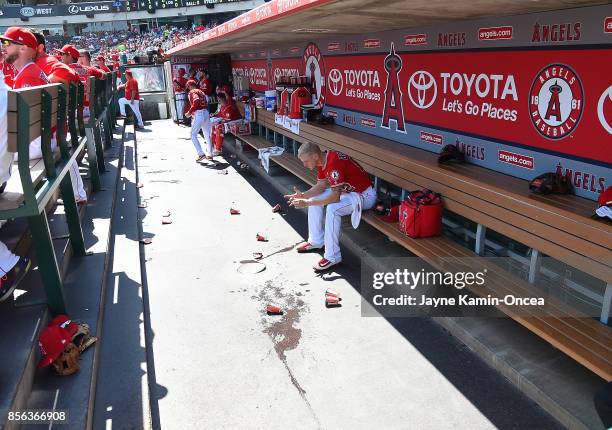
[347, 191, 364, 229]
[257, 147, 284, 173]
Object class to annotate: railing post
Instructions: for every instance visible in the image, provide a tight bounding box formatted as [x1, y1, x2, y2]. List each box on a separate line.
[528, 249, 542, 284]
[57, 86, 70, 161]
[40, 89, 57, 178]
[28, 211, 67, 316]
[77, 82, 86, 137]
[68, 83, 79, 149]
[601, 284, 612, 325]
[475, 224, 487, 256]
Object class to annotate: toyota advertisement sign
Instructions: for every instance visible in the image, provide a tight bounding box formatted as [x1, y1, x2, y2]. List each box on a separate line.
[231, 5, 611, 200]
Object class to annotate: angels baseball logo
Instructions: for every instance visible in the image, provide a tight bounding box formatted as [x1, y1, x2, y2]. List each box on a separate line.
[529, 64, 584, 140]
[330, 170, 340, 180]
[597, 85, 612, 135]
[303, 43, 326, 107]
[328, 69, 343, 97]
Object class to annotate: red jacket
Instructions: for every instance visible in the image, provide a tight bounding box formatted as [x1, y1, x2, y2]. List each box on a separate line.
[186, 89, 207, 115]
[214, 103, 242, 121]
[124, 78, 140, 101]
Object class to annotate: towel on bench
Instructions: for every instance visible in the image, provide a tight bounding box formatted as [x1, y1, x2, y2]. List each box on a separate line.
[257, 147, 284, 173]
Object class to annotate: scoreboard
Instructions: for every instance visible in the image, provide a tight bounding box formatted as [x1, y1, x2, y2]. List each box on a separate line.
[125, 0, 241, 11]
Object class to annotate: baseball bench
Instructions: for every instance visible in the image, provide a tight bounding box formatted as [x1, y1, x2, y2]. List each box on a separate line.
[234, 103, 612, 381]
[2, 81, 111, 316]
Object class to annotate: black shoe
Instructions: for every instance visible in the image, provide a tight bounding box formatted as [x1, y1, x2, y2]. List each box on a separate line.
[0, 182, 6, 194]
[0, 258, 31, 302]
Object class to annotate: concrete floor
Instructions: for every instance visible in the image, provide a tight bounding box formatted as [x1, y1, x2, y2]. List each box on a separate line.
[93, 119, 562, 430]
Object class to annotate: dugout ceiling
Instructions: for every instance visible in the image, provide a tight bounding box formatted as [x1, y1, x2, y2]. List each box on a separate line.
[168, 0, 610, 56]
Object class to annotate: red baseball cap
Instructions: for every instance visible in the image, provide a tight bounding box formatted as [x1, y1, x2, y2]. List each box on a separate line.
[48, 314, 79, 338]
[55, 44, 80, 60]
[124, 69, 132, 76]
[37, 325, 72, 368]
[186, 79, 197, 87]
[598, 186, 612, 207]
[111, 54, 119, 60]
[95, 55, 105, 61]
[0, 27, 37, 50]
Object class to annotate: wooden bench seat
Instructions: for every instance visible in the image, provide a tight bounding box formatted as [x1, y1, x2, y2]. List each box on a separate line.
[252, 108, 612, 285]
[233, 108, 612, 380]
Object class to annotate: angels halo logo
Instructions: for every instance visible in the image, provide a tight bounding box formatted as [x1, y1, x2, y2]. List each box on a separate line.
[303, 42, 326, 108]
[529, 63, 584, 140]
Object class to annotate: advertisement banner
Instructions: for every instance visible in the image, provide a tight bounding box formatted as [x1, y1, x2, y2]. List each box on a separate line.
[229, 5, 612, 199]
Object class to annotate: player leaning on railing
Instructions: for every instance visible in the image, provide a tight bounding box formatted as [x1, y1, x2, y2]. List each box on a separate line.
[0, 28, 40, 301]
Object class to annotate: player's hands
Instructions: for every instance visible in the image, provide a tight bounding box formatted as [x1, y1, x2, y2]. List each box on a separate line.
[289, 198, 309, 209]
[284, 186, 303, 202]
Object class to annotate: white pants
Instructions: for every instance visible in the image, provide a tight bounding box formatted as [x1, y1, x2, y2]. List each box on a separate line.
[190, 110, 212, 157]
[307, 186, 377, 262]
[118, 98, 144, 127]
[0, 240, 19, 276]
[175, 92, 186, 121]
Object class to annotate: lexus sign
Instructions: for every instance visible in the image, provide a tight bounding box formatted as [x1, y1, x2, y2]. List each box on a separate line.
[1, 1, 123, 18]
[67, 4, 111, 14]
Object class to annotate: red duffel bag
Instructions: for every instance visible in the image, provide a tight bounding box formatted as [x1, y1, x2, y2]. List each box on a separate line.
[399, 190, 443, 238]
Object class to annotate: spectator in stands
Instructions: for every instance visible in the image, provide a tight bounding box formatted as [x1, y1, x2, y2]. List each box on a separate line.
[286, 142, 376, 272]
[32, 31, 88, 205]
[117, 70, 145, 129]
[184, 79, 212, 162]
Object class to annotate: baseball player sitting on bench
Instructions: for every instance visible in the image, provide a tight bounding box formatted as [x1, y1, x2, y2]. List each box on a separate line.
[286, 142, 376, 271]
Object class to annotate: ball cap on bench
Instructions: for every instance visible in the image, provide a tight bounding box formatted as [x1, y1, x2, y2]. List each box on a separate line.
[37, 325, 73, 368]
[0, 27, 38, 50]
[49, 314, 79, 338]
[438, 144, 465, 164]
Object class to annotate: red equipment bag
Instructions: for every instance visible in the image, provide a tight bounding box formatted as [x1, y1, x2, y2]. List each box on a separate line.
[399, 190, 443, 238]
[212, 123, 224, 152]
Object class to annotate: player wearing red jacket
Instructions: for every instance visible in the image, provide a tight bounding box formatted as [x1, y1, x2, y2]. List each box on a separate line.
[32, 30, 87, 204]
[185, 80, 212, 161]
[56, 45, 104, 116]
[95, 55, 111, 73]
[173, 68, 188, 122]
[117, 70, 144, 129]
[0, 27, 38, 291]
[286, 143, 376, 271]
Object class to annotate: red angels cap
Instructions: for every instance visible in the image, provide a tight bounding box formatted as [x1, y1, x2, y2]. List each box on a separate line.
[111, 54, 119, 60]
[0, 27, 38, 50]
[186, 79, 197, 87]
[37, 325, 73, 368]
[55, 44, 80, 60]
[598, 186, 612, 207]
[48, 314, 79, 338]
[124, 69, 133, 76]
[95, 55, 105, 62]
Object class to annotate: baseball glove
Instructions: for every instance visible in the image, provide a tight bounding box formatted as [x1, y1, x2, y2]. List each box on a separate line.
[72, 322, 98, 353]
[52, 343, 80, 376]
